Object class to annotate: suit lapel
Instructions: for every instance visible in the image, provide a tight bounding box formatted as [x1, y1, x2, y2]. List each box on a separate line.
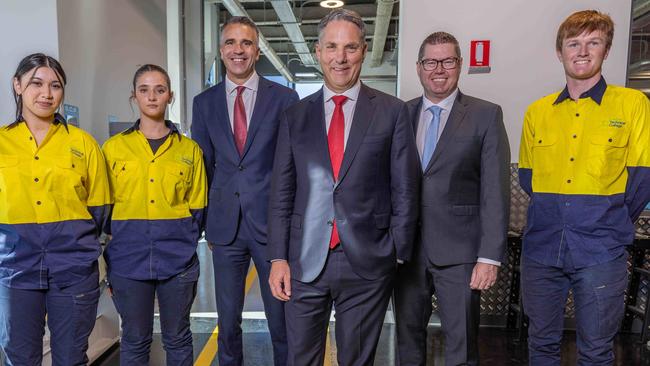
[308, 90, 335, 182]
[214, 82, 239, 161]
[336, 84, 374, 185]
[240, 77, 271, 159]
[424, 92, 467, 173]
[409, 98, 423, 133]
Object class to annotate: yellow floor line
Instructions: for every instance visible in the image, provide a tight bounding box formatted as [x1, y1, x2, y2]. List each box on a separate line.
[324, 324, 333, 365]
[194, 265, 258, 366]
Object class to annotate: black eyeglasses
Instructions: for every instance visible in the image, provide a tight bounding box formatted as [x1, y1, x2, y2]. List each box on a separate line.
[418, 57, 459, 71]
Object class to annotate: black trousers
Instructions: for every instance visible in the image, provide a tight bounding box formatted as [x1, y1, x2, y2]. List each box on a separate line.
[394, 244, 480, 366]
[285, 246, 395, 366]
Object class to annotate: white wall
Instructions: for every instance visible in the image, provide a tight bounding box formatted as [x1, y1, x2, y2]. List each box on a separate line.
[57, 0, 167, 143]
[0, 0, 59, 124]
[398, 0, 632, 161]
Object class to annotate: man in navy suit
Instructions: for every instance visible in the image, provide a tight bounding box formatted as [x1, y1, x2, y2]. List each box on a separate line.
[191, 16, 299, 366]
[267, 9, 420, 365]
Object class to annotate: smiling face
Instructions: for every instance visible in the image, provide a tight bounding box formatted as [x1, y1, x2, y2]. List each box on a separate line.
[417, 42, 461, 104]
[133, 71, 172, 121]
[315, 19, 367, 94]
[220, 23, 260, 84]
[557, 30, 609, 84]
[13, 66, 64, 122]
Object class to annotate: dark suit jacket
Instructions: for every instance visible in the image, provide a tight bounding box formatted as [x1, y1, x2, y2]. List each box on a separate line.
[267, 84, 420, 282]
[407, 92, 510, 266]
[191, 76, 299, 245]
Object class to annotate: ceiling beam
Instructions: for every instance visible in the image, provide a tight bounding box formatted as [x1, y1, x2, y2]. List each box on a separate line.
[269, 1, 318, 66]
[253, 16, 398, 26]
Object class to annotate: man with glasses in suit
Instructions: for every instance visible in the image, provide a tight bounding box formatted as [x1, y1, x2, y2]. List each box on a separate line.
[394, 31, 510, 365]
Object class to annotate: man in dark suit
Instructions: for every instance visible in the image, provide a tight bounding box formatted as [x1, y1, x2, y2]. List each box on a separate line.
[394, 32, 510, 365]
[267, 9, 420, 366]
[191, 16, 298, 366]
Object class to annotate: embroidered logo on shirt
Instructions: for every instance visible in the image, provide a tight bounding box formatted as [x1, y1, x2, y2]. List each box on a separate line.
[70, 148, 84, 158]
[609, 119, 625, 128]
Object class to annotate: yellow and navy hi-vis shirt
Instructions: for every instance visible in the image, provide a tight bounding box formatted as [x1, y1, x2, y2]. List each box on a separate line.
[519, 78, 650, 268]
[0, 121, 111, 289]
[102, 120, 207, 281]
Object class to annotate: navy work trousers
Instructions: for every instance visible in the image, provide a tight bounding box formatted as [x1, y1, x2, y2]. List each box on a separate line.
[522, 250, 628, 366]
[0, 269, 100, 366]
[109, 259, 198, 366]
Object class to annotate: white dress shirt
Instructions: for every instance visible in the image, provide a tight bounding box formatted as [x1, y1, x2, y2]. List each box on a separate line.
[225, 71, 259, 131]
[417, 89, 500, 267]
[322, 81, 361, 149]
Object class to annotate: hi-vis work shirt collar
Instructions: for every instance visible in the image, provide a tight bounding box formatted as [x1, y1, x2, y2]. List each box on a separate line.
[123, 119, 181, 138]
[553, 76, 607, 105]
[120, 119, 182, 159]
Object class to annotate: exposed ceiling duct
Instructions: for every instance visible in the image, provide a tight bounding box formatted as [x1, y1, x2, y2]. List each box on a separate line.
[635, 0, 650, 19]
[369, 0, 394, 67]
[220, 0, 296, 82]
[269, 1, 319, 67]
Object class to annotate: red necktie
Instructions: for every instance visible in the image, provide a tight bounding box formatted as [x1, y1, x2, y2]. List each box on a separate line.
[233, 85, 247, 156]
[327, 95, 347, 249]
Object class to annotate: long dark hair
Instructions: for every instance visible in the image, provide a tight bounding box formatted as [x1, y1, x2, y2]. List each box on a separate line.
[9, 53, 67, 128]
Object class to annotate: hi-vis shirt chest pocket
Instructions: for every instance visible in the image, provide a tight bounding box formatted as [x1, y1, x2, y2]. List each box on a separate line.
[0, 155, 19, 198]
[110, 160, 138, 202]
[161, 161, 192, 206]
[587, 130, 630, 183]
[531, 132, 558, 177]
[54, 155, 89, 202]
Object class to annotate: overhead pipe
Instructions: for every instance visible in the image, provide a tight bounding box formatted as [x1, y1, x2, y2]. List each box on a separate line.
[369, 0, 394, 67]
[270, 1, 319, 67]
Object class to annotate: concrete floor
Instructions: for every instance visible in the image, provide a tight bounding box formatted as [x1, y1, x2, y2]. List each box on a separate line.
[89, 243, 650, 365]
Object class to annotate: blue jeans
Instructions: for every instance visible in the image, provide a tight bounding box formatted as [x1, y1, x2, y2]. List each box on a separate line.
[522, 251, 628, 366]
[109, 259, 198, 366]
[0, 270, 100, 366]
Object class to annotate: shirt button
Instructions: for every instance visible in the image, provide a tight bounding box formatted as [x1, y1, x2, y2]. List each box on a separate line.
[150, 199, 155, 203]
[71, 164, 75, 168]
[575, 113, 580, 117]
[151, 160, 155, 163]
[29, 136, 33, 141]
[34, 156, 39, 160]
[179, 172, 183, 176]
[34, 177, 39, 182]
[608, 138, 613, 143]
[565, 202, 570, 207]
[36, 201, 42, 205]
[538, 140, 542, 144]
[150, 178, 154, 182]
[572, 134, 577, 139]
[570, 157, 574, 162]
[567, 179, 572, 183]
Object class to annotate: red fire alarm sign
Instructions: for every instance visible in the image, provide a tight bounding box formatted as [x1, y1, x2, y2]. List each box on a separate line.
[469, 40, 491, 74]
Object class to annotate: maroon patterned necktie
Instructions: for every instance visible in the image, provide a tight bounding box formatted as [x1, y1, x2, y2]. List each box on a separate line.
[233, 85, 247, 155]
